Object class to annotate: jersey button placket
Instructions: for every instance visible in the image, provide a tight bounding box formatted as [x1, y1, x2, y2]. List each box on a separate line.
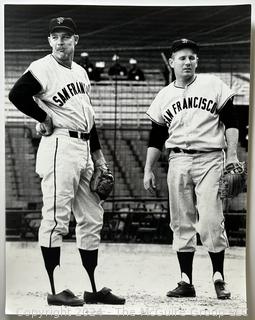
[182, 86, 190, 147]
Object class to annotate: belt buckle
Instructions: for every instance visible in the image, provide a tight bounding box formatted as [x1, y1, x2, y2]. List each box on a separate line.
[77, 132, 82, 139]
[80, 131, 89, 140]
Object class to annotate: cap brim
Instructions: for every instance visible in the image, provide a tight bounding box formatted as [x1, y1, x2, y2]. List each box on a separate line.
[49, 26, 75, 34]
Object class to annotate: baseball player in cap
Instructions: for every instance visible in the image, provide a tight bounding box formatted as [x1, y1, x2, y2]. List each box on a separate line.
[143, 38, 240, 299]
[108, 54, 127, 79]
[9, 17, 125, 306]
[78, 51, 96, 80]
[127, 58, 145, 81]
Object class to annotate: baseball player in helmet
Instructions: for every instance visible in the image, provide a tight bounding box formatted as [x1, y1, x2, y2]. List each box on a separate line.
[143, 39, 240, 299]
[9, 17, 125, 306]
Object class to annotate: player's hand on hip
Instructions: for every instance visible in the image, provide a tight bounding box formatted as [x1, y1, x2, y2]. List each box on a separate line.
[36, 114, 54, 136]
[143, 170, 157, 194]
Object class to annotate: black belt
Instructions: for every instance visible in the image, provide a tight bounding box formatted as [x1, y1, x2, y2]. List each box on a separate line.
[69, 130, 90, 140]
[171, 147, 222, 154]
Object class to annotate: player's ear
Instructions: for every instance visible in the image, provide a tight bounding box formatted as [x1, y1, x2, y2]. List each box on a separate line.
[169, 57, 174, 68]
[48, 36, 53, 48]
[195, 56, 199, 68]
[74, 35, 79, 46]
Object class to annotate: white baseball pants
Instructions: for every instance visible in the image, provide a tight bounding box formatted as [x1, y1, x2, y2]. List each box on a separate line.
[167, 150, 229, 253]
[36, 129, 104, 250]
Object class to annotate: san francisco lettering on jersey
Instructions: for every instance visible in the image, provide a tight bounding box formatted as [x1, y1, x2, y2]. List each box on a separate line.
[163, 96, 217, 125]
[52, 81, 90, 106]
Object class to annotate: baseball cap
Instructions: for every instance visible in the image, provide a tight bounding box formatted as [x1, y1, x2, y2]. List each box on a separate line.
[49, 17, 78, 35]
[170, 39, 199, 54]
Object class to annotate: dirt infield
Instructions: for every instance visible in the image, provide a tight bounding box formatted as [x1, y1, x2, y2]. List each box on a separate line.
[5, 242, 247, 316]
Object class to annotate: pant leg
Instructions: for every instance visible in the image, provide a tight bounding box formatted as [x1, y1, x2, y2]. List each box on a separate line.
[72, 154, 104, 250]
[168, 153, 198, 252]
[36, 135, 82, 248]
[193, 151, 229, 253]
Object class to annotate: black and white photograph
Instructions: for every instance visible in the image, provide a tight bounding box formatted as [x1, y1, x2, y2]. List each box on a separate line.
[4, 1, 252, 316]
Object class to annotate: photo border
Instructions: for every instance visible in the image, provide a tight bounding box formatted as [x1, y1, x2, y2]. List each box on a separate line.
[1, 0, 254, 319]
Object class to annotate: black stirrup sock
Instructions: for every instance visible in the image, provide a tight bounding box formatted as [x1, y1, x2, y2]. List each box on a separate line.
[79, 249, 98, 293]
[208, 250, 225, 280]
[177, 251, 195, 285]
[41, 246, 60, 295]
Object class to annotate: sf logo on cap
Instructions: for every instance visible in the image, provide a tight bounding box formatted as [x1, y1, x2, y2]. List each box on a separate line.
[57, 17, 65, 24]
[181, 39, 188, 43]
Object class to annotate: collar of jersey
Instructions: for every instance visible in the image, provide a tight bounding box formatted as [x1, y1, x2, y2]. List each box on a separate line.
[174, 75, 197, 89]
[51, 54, 72, 69]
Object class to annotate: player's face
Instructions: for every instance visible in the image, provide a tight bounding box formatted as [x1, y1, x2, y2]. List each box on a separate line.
[169, 49, 198, 81]
[48, 31, 79, 63]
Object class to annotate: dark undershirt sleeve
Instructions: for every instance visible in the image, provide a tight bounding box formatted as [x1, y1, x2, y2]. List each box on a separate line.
[89, 123, 101, 153]
[148, 121, 168, 151]
[8, 71, 47, 122]
[219, 98, 239, 129]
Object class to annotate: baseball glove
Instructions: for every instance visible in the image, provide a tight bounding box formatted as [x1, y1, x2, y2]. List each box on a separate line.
[218, 161, 247, 199]
[90, 164, 114, 200]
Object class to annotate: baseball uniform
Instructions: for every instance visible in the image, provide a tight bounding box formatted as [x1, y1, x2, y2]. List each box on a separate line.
[9, 16, 126, 306]
[147, 73, 235, 252]
[24, 54, 103, 250]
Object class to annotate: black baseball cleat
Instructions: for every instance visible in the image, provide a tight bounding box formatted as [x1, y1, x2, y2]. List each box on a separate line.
[214, 279, 231, 299]
[47, 289, 84, 306]
[84, 287, 126, 304]
[166, 281, 196, 298]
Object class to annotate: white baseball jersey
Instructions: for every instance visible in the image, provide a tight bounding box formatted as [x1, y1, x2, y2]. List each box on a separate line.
[147, 74, 235, 151]
[27, 54, 95, 132]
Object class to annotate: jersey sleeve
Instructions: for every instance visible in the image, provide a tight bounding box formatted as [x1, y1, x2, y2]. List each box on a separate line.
[214, 76, 235, 111]
[148, 121, 169, 151]
[146, 90, 166, 126]
[8, 71, 47, 122]
[219, 99, 239, 129]
[26, 60, 50, 93]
